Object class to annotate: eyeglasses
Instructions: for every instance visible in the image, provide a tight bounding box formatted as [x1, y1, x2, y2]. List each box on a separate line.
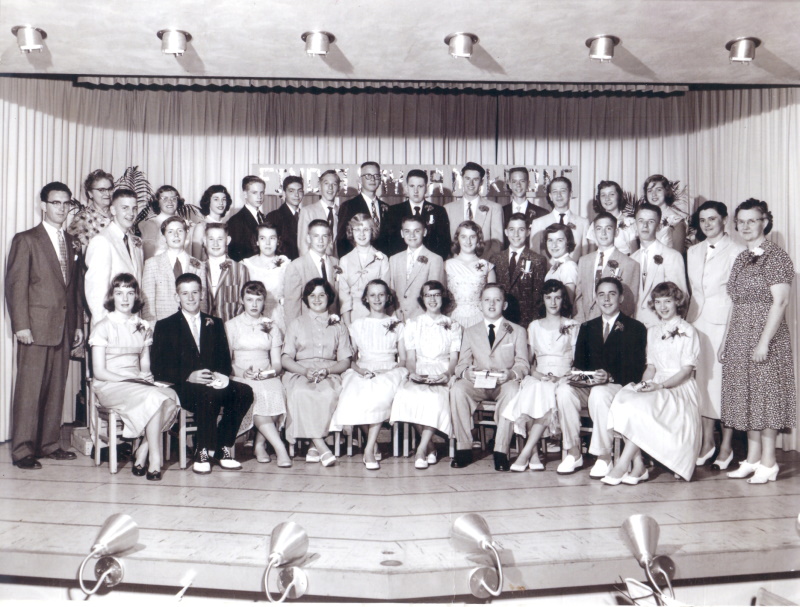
[92, 187, 113, 194]
[736, 218, 765, 228]
[361, 174, 381, 181]
[46, 201, 71, 209]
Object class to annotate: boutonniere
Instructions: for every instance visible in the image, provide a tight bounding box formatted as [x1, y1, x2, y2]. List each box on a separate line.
[133, 320, 146, 334]
[653, 255, 663, 265]
[327, 314, 341, 327]
[374, 252, 384, 261]
[417, 255, 428, 265]
[333, 265, 343, 276]
[568, 222, 576, 230]
[219, 260, 232, 272]
[662, 326, 688, 340]
[521, 259, 532, 275]
[478, 204, 489, 213]
[607, 259, 621, 277]
[504, 323, 513, 335]
[70, 240, 81, 253]
[130, 235, 143, 248]
[427, 215, 435, 225]
[438, 319, 452, 331]
[750, 247, 765, 264]
[385, 319, 402, 334]
[273, 256, 285, 268]
[613, 320, 625, 333]
[557, 322, 576, 340]
[475, 261, 486, 272]
[205, 317, 214, 327]
[188, 257, 201, 269]
[260, 318, 273, 334]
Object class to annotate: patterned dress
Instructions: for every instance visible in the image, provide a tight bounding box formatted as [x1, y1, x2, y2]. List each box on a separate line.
[67, 204, 112, 247]
[721, 241, 796, 431]
[445, 257, 494, 329]
[242, 255, 290, 333]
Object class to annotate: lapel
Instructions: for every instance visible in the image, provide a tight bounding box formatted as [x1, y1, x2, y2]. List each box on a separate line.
[63, 230, 77, 286]
[421, 202, 437, 226]
[198, 313, 215, 356]
[178, 311, 201, 355]
[489, 319, 510, 354]
[471, 198, 489, 229]
[508, 249, 529, 289]
[602, 314, 626, 351]
[642, 242, 664, 296]
[157, 252, 172, 276]
[690, 241, 707, 293]
[602, 248, 623, 279]
[106, 224, 133, 269]
[405, 247, 429, 293]
[33, 224, 66, 287]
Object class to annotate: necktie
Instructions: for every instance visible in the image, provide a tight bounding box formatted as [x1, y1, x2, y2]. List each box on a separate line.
[173, 257, 182, 280]
[509, 251, 518, 276]
[326, 205, 334, 229]
[559, 213, 566, 225]
[371, 201, 380, 225]
[602, 321, 610, 342]
[123, 234, 132, 259]
[467, 202, 473, 221]
[257, 210, 267, 224]
[413, 206, 421, 218]
[595, 251, 604, 284]
[488, 323, 496, 348]
[642, 254, 648, 288]
[191, 315, 200, 349]
[57, 230, 68, 283]
[320, 257, 328, 281]
[406, 251, 415, 279]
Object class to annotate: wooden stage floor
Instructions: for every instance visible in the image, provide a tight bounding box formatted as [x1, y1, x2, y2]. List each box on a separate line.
[1, 438, 799, 602]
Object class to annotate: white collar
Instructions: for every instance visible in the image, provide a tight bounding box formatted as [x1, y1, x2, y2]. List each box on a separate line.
[601, 312, 621, 327]
[319, 200, 337, 211]
[551, 208, 570, 220]
[167, 248, 188, 265]
[511, 198, 528, 210]
[244, 204, 261, 220]
[181, 309, 201, 324]
[509, 246, 525, 257]
[484, 317, 503, 334]
[41, 220, 63, 239]
[308, 249, 327, 266]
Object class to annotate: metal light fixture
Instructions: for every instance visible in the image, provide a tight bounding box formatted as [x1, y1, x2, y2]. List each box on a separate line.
[78, 514, 139, 595]
[11, 25, 47, 53]
[620, 515, 676, 606]
[264, 522, 309, 603]
[444, 32, 479, 59]
[586, 35, 620, 62]
[450, 513, 503, 598]
[157, 29, 192, 56]
[726, 37, 761, 63]
[301, 31, 335, 56]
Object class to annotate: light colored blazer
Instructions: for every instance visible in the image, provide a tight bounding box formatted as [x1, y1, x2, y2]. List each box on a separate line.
[631, 240, 687, 327]
[686, 235, 745, 324]
[85, 222, 144, 324]
[454, 318, 530, 380]
[283, 252, 340, 324]
[337, 247, 390, 316]
[297, 201, 338, 258]
[388, 246, 445, 321]
[573, 247, 640, 322]
[529, 209, 590, 261]
[142, 252, 207, 321]
[445, 197, 504, 260]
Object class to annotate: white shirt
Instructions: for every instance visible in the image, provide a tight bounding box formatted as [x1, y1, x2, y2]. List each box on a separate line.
[508, 246, 524, 262]
[511, 199, 528, 215]
[308, 250, 328, 278]
[595, 246, 615, 271]
[601, 312, 621, 337]
[548, 208, 572, 225]
[167, 248, 190, 272]
[362, 193, 380, 220]
[41, 221, 66, 264]
[181, 309, 202, 347]
[463, 196, 480, 220]
[207, 256, 227, 292]
[244, 204, 261, 221]
[318, 200, 337, 217]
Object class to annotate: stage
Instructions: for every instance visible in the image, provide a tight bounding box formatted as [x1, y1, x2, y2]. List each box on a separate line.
[1, 436, 798, 602]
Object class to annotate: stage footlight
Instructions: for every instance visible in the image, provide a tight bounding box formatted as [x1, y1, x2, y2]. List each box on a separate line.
[585, 35, 620, 62]
[726, 37, 761, 63]
[620, 514, 676, 606]
[264, 521, 309, 603]
[444, 33, 478, 59]
[157, 29, 192, 56]
[301, 31, 335, 56]
[11, 26, 47, 53]
[450, 513, 503, 598]
[77, 513, 139, 595]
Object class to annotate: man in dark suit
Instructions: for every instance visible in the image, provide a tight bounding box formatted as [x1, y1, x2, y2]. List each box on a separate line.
[337, 161, 391, 257]
[227, 175, 267, 262]
[151, 273, 253, 474]
[5, 182, 83, 469]
[383, 169, 450, 260]
[502, 166, 549, 249]
[264, 175, 302, 260]
[555, 277, 647, 477]
[490, 212, 547, 328]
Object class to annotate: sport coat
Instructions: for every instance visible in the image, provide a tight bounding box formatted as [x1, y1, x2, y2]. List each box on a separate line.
[529, 209, 590, 261]
[297, 201, 339, 258]
[573, 248, 640, 323]
[631, 240, 687, 327]
[84, 222, 144, 324]
[573, 312, 647, 386]
[142, 252, 207, 321]
[336, 194, 392, 257]
[445, 197, 504, 260]
[6, 223, 81, 345]
[264, 203, 300, 260]
[383, 200, 451, 260]
[686, 235, 745, 324]
[283, 252, 340, 324]
[490, 247, 547, 328]
[226, 205, 261, 262]
[388, 246, 445, 321]
[454, 318, 530, 380]
[502, 201, 549, 248]
[204, 257, 249, 324]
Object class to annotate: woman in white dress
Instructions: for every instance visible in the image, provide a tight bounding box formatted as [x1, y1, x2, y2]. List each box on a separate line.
[391, 280, 462, 469]
[190, 185, 233, 260]
[330, 280, 409, 470]
[226, 281, 291, 468]
[242, 223, 290, 333]
[641, 175, 688, 254]
[542, 223, 578, 302]
[587, 181, 636, 255]
[603, 282, 701, 484]
[445, 220, 497, 328]
[338, 213, 390, 326]
[506, 279, 578, 472]
[89, 273, 180, 481]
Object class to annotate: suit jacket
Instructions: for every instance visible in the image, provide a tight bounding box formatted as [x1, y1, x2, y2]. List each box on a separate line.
[574, 313, 647, 386]
[84, 222, 144, 324]
[686, 235, 745, 324]
[283, 252, 340, 324]
[336, 194, 391, 257]
[226, 205, 261, 262]
[297, 201, 338, 257]
[264, 203, 300, 260]
[445, 197, 505, 260]
[502, 201, 549, 248]
[573, 248, 640, 323]
[490, 247, 547, 328]
[388, 246, 445, 321]
[529, 209, 590, 261]
[631, 240, 688, 327]
[454, 318, 530, 380]
[142, 252, 207, 321]
[5, 223, 81, 346]
[204, 257, 249, 324]
[383, 200, 451, 261]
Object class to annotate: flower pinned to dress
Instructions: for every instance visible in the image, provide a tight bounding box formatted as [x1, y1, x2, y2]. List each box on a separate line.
[662, 326, 688, 340]
[260, 318, 273, 334]
[133, 321, 146, 334]
[749, 246, 765, 264]
[557, 321, 577, 340]
[613, 320, 625, 333]
[384, 319, 402, 334]
[130, 235, 143, 248]
[475, 261, 486, 272]
[418, 255, 429, 264]
[653, 255, 663, 265]
[333, 265, 343, 276]
[661, 218, 671, 228]
[273, 257, 285, 268]
[189, 257, 202, 269]
[438, 319, 452, 331]
[205, 317, 215, 327]
[327, 314, 341, 327]
[375, 252, 384, 261]
[478, 205, 489, 213]
[567, 222, 576, 230]
[219, 260, 232, 273]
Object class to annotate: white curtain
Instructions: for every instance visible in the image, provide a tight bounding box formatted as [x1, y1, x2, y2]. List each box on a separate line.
[1, 78, 797, 448]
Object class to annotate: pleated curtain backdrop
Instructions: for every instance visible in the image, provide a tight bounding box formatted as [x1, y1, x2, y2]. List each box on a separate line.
[0, 77, 797, 448]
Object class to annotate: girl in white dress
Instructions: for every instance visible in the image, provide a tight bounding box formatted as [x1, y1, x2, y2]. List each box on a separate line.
[542, 224, 578, 302]
[226, 281, 291, 467]
[338, 213, 390, 326]
[242, 223, 290, 332]
[445, 221, 497, 328]
[642, 175, 688, 255]
[587, 181, 636, 255]
[391, 280, 462, 469]
[505, 279, 578, 472]
[603, 282, 701, 484]
[330, 280, 409, 470]
[190, 185, 233, 260]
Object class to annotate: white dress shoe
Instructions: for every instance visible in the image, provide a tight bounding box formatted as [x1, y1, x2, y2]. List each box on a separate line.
[510, 457, 528, 473]
[621, 469, 650, 485]
[427, 451, 437, 465]
[727, 460, 760, 479]
[414, 458, 428, 470]
[711, 451, 734, 471]
[529, 459, 545, 471]
[192, 461, 211, 475]
[556, 454, 583, 475]
[696, 446, 716, 466]
[589, 459, 612, 479]
[747, 463, 779, 484]
[320, 452, 337, 467]
[600, 475, 623, 486]
[305, 448, 321, 463]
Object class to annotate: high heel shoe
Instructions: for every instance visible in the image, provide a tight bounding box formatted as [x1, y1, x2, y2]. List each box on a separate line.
[621, 470, 650, 485]
[726, 460, 760, 479]
[132, 463, 146, 477]
[711, 451, 733, 471]
[695, 446, 716, 466]
[529, 458, 545, 471]
[747, 463, 778, 484]
[362, 456, 379, 471]
[146, 469, 162, 481]
[510, 455, 530, 472]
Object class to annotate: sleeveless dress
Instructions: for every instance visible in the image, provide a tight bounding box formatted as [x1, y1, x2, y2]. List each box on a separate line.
[446, 257, 494, 329]
[337, 247, 391, 324]
[390, 315, 461, 435]
[242, 255, 290, 333]
[608, 318, 701, 480]
[89, 312, 179, 438]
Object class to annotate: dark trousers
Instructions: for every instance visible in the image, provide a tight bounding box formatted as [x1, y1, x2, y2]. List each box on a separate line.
[12, 325, 71, 462]
[178, 381, 253, 451]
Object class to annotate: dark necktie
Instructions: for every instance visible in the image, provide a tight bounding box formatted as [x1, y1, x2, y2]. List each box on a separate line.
[595, 251, 604, 284]
[257, 210, 267, 224]
[173, 257, 182, 279]
[509, 251, 518, 276]
[488, 323, 496, 348]
[326, 206, 334, 228]
[123, 234, 132, 259]
[413, 205, 421, 218]
[467, 202, 473, 221]
[559, 213, 566, 225]
[320, 257, 327, 281]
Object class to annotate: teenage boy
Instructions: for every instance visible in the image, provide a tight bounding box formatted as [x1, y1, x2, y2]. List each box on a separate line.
[284, 219, 340, 324]
[298, 170, 341, 257]
[502, 166, 548, 248]
[203, 223, 249, 323]
[529, 176, 590, 261]
[264, 175, 303, 260]
[445, 162, 504, 260]
[227, 175, 267, 262]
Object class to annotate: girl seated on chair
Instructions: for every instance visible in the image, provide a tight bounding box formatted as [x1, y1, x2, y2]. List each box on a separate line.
[89, 273, 180, 481]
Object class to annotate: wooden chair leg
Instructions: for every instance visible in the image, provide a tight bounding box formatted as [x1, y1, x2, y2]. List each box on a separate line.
[179, 408, 188, 470]
[403, 423, 410, 457]
[334, 432, 341, 458]
[92, 405, 101, 467]
[449, 437, 456, 459]
[347, 429, 354, 457]
[108, 411, 118, 474]
[392, 423, 399, 458]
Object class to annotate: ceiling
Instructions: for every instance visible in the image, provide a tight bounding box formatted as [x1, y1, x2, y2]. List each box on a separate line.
[1, 0, 799, 86]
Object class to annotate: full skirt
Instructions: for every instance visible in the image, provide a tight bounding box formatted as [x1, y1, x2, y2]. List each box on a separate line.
[93, 380, 179, 439]
[233, 376, 286, 435]
[282, 368, 342, 442]
[330, 367, 409, 429]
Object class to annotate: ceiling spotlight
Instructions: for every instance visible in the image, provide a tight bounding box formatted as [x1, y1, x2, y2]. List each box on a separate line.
[444, 32, 479, 59]
[11, 25, 47, 53]
[725, 37, 761, 63]
[301, 31, 335, 56]
[450, 513, 503, 598]
[585, 35, 620, 62]
[157, 29, 192, 56]
[78, 514, 139, 596]
[264, 521, 309, 602]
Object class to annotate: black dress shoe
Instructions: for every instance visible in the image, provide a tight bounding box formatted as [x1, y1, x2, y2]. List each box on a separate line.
[132, 463, 146, 477]
[146, 470, 162, 481]
[14, 455, 42, 470]
[493, 452, 510, 472]
[46, 448, 77, 460]
[450, 450, 474, 468]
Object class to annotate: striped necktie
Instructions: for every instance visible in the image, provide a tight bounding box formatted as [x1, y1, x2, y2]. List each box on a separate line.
[57, 230, 68, 283]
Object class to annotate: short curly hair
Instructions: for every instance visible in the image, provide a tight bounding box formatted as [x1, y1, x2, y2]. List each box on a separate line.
[541, 223, 576, 258]
[301, 277, 335, 308]
[593, 180, 625, 214]
[689, 200, 728, 242]
[647, 281, 689, 318]
[346, 213, 379, 246]
[451, 220, 485, 257]
[103, 273, 145, 313]
[151, 185, 184, 214]
[734, 198, 774, 236]
[199, 185, 233, 218]
[416, 280, 451, 311]
[83, 169, 114, 200]
[643, 174, 676, 206]
[545, 176, 572, 207]
[360, 279, 394, 310]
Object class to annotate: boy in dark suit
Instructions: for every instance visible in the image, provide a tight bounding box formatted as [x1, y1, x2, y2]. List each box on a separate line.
[264, 175, 302, 260]
[502, 167, 548, 249]
[151, 273, 253, 474]
[227, 175, 266, 262]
